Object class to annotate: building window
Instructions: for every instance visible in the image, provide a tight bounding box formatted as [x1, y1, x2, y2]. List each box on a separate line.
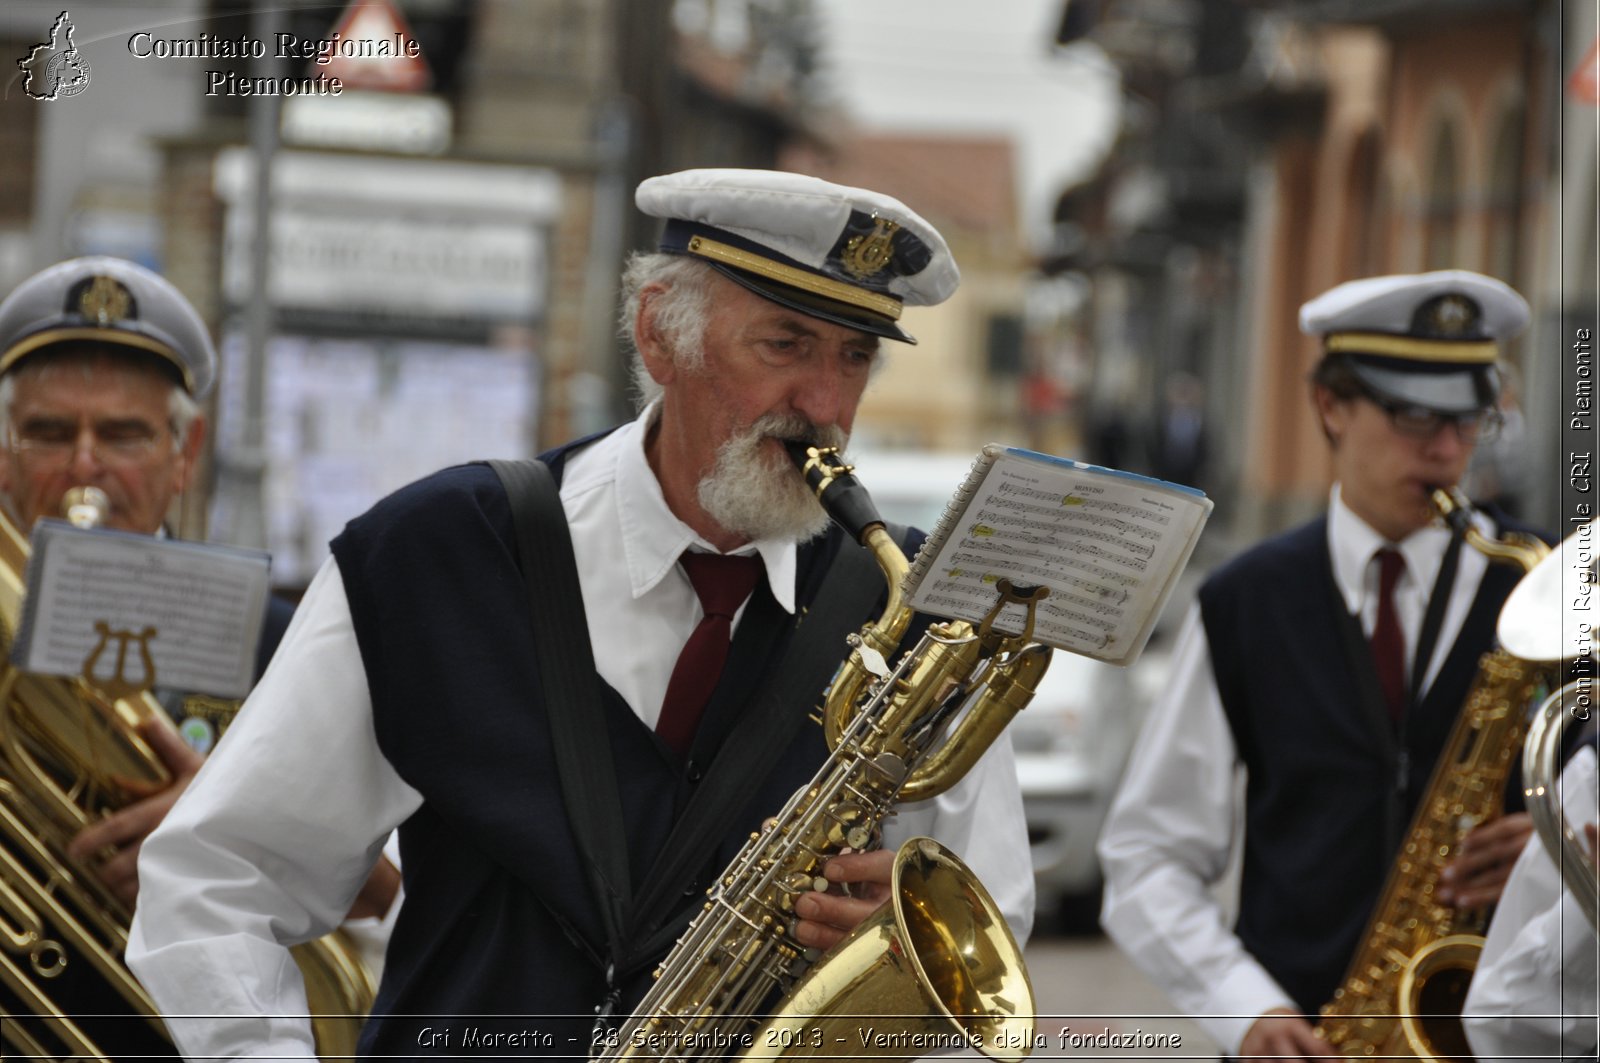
[1422, 119, 1460, 271]
[1484, 109, 1524, 286]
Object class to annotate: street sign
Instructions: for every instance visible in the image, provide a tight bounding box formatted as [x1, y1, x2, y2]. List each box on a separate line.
[1569, 32, 1599, 106]
[320, 0, 432, 92]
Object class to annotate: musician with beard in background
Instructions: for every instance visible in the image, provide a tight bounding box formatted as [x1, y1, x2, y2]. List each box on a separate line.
[128, 169, 1033, 1059]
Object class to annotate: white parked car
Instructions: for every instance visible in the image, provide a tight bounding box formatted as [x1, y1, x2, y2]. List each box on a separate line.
[852, 448, 1160, 931]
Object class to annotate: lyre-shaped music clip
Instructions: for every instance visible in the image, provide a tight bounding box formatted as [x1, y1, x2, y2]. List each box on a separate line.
[81, 620, 160, 701]
[977, 578, 1049, 646]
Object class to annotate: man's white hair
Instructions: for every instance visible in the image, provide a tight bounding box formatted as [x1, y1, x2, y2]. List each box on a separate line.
[617, 252, 717, 407]
[616, 252, 890, 407]
[0, 348, 201, 452]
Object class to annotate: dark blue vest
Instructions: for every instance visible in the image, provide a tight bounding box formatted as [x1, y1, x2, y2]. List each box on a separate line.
[332, 444, 915, 1059]
[1198, 515, 1540, 1015]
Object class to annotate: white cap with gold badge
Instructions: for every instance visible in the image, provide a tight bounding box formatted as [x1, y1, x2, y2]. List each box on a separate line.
[1299, 269, 1530, 414]
[0, 255, 217, 398]
[636, 168, 960, 344]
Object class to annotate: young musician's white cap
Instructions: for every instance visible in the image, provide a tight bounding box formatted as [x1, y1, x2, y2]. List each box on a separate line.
[1299, 269, 1529, 414]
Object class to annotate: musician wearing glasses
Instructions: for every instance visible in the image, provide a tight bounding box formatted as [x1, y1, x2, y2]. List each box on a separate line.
[126, 169, 1033, 1059]
[1098, 271, 1545, 1061]
[0, 257, 401, 957]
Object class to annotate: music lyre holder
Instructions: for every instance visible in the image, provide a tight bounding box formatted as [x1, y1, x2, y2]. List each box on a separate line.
[81, 620, 160, 702]
[976, 579, 1049, 646]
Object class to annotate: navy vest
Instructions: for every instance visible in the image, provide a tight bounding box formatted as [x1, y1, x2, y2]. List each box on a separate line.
[1198, 514, 1542, 1015]
[333, 445, 916, 1059]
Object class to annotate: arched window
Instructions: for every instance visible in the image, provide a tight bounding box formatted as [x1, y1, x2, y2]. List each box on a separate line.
[1422, 119, 1461, 270]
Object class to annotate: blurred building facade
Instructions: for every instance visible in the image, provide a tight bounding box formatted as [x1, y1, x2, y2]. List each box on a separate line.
[0, 0, 804, 580]
[1049, 0, 1595, 545]
[782, 133, 1033, 453]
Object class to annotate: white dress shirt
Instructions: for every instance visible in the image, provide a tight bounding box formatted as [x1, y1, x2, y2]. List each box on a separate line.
[128, 406, 1032, 1061]
[1097, 486, 1493, 1054]
[1464, 745, 1599, 1062]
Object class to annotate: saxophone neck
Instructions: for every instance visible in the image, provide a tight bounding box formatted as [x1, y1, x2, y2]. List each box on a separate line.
[787, 441, 911, 636]
[787, 442, 915, 748]
[1430, 484, 1550, 573]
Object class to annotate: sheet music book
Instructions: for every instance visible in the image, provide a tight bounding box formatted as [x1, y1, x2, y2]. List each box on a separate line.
[904, 444, 1213, 665]
[12, 520, 271, 698]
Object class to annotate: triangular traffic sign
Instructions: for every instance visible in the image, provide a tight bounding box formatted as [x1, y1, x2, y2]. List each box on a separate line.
[1569, 32, 1599, 106]
[319, 0, 432, 93]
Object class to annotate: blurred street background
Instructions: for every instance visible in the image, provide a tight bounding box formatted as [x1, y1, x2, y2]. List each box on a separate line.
[2, 0, 1596, 1053]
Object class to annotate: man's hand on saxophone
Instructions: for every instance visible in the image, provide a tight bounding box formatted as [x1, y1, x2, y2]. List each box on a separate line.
[791, 848, 895, 950]
[1437, 811, 1534, 908]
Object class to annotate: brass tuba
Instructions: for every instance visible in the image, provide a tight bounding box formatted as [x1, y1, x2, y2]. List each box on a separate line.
[1316, 487, 1553, 1061]
[1522, 679, 1599, 931]
[598, 445, 1046, 1063]
[0, 488, 375, 1061]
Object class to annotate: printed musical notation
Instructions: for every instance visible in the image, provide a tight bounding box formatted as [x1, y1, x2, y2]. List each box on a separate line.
[905, 445, 1212, 665]
[14, 521, 271, 697]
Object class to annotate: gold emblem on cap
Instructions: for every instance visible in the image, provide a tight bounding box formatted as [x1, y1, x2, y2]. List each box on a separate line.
[78, 275, 132, 326]
[1426, 294, 1476, 337]
[842, 217, 900, 281]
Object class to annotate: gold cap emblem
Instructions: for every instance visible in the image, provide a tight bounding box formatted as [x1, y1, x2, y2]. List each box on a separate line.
[77, 275, 132, 326]
[841, 217, 900, 281]
[1422, 294, 1478, 337]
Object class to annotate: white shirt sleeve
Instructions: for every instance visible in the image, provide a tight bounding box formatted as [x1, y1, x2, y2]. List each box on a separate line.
[1096, 606, 1298, 1055]
[128, 558, 423, 1062]
[888, 729, 1036, 945]
[1463, 746, 1599, 1063]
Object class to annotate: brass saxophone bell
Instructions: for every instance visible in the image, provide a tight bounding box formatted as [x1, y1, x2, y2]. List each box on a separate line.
[742, 838, 1036, 1063]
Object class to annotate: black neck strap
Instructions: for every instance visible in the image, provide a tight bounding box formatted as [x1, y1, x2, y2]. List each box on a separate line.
[489, 458, 896, 976]
[1409, 529, 1464, 709]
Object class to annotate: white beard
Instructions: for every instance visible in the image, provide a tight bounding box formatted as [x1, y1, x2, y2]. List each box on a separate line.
[697, 412, 847, 543]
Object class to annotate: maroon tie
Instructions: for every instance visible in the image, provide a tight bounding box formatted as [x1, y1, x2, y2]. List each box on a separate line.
[655, 552, 763, 756]
[1371, 548, 1408, 721]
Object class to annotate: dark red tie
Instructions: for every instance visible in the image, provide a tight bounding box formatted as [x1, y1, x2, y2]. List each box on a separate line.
[1371, 548, 1408, 721]
[655, 552, 763, 755]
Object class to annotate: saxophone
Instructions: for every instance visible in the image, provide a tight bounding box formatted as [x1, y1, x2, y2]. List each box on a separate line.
[598, 444, 1048, 1063]
[1316, 487, 1553, 1061]
[0, 488, 375, 1061]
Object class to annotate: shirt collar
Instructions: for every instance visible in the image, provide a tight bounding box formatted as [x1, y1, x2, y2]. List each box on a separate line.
[1327, 482, 1454, 613]
[613, 402, 799, 613]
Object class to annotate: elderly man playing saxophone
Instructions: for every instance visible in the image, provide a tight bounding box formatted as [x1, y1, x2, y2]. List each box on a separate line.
[127, 168, 1033, 1060]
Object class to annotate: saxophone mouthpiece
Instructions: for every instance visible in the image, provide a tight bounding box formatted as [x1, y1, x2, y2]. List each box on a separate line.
[783, 441, 885, 544]
[1429, 484, 1473, 535]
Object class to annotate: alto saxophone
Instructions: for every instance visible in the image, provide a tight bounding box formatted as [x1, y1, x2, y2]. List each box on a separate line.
[1316, 487, 1553, 1061]
[0, 488, 375, 1061]
[598, 445, 1049, 1063]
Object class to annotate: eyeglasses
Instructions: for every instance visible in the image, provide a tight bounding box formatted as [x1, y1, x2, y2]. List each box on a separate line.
[1364, 394, 1502, 443]
[7, 422, 168, 468]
